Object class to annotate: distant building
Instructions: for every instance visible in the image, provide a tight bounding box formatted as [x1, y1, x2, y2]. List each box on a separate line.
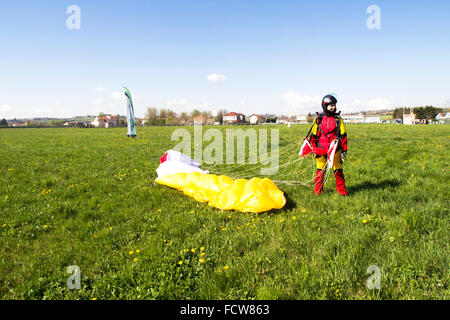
[364, 116, 381, 123]
[194, 115, 206, 125]
[91, 115, 120, 128]
[263, 114, 277, 123]
[296, 115, 308, 124]
[223, 112, 245, 124]
[276, 116, 290, 124]
[436, 112, 450, 124]
[249, 114, 266, 125]
[63, 121, 85, 127]
[403, 112, 415, 125]
[341, 114, 365, 124]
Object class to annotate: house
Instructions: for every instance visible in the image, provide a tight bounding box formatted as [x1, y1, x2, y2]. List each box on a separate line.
[276, 116, 290, 124]
[263, 114, 277, 123]
[402, 112, 415, 125]
[223, 112, 245, 124]
[91, 115, 120, 128]
[436, 112, 450, 124]
[63, 121, 85, 127]
[296, 115, 308, 124]
[194, 115, 206, 125]
[341, 114, 364, 124]
[364, 116, 381, 123]
[249, 114, 266, 125]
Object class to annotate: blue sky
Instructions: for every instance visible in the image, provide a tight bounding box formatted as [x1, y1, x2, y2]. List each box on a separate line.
[0, 0, 449, 118]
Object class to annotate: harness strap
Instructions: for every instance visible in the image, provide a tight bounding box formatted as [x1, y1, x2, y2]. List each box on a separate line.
[316, 113, 340, 138]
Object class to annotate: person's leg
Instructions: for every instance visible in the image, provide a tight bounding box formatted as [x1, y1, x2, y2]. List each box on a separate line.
[333, 151, 347, 196]
[314, 155, 326, 195]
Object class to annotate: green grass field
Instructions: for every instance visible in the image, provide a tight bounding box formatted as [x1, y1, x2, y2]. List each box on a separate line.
[0, 124, 449, 300]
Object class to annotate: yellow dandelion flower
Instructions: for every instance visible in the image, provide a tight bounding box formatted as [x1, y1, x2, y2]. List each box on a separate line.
[158, 209, 162, 212]
[191, 248, 196, 253]
[129, 250, 134, 255]
[109, 227, 112, 230]
[8, 168, 14, 171]
[178, 261, 183, 265]
[200, 247, 205, 251]
[1, 224, 6, 228]
[92, 297, 97, 301]
[133, 258, 138, 263]
[43, 225, 48, 229]
[93, 234, 97, 238]
[292, 216, 296, 220]
[411, 173, 414, 177]
[223, 266, 229, 270]
[362, 219, 367, 224]
[302, 209, 306, 213]
[136, 250, 140, 253]
[199, 259, 205, 263]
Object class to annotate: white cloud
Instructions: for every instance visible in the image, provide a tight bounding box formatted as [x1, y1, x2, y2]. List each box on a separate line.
[341, 97, 392, 113]
[281, 91, 321, 114]
[94, 87, 108, 93]
[0, 105, 29, 119]
[206, 73, 227, 83]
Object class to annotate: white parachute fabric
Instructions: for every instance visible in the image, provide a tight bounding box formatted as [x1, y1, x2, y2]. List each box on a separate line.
[156, 150, 208, 178]
[161, 150, 201, 168]
[327, 139, 339, 170]
[298, 138, 312, 157]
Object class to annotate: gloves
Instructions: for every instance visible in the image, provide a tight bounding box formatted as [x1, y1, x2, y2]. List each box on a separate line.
[341, 151, 347, 161]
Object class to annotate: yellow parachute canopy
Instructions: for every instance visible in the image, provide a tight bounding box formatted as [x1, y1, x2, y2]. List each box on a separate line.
[156, 172, 286, 213]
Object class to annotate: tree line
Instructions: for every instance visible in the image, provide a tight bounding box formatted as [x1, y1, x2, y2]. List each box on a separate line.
[392, 106, 443, 120]
[144, 108, 228, 126]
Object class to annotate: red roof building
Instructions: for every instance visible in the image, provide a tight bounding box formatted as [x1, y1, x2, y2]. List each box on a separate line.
[223, 112, 245, 124]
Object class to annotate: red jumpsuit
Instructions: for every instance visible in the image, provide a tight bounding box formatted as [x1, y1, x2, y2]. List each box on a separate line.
[310, 113, 348, 196]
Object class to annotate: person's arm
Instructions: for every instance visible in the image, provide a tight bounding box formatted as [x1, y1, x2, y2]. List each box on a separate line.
[310, 117, 319, 152]
[339, 117, 348, 158]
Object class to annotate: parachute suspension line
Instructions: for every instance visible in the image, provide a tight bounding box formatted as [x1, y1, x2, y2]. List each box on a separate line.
[196, 140, 301, 177]
[222, 147, 309, 181]
[186, 134, 319, 187]
[274, 155, 316, 186]
[191, 141, 296, 176]
[229, 156, 303, 180]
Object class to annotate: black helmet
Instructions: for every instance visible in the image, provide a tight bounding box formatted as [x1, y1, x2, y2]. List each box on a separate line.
[321, 94, 338, 115]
